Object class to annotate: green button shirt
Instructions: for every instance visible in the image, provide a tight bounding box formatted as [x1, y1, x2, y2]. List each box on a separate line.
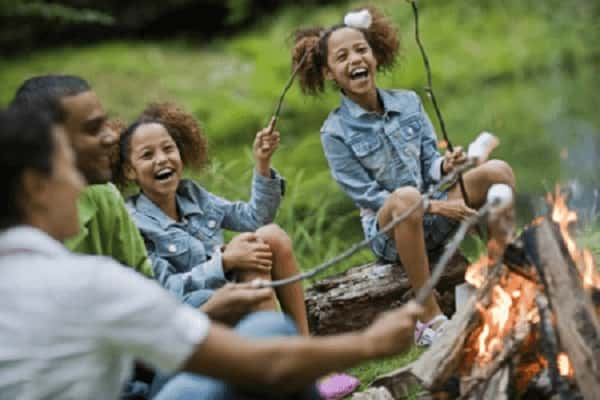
[65, 183, 153, 278]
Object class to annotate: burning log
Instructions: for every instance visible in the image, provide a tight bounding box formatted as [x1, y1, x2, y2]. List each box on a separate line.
[530, 220, 600, 399]
[459, 320, 530, 397]
[304, 252, 468, 335]
[373, 211, 600, 399]
[462, 365, 510, 400]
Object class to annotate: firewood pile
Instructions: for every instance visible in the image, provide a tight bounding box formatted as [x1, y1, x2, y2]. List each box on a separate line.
[373, 187, 600, 399]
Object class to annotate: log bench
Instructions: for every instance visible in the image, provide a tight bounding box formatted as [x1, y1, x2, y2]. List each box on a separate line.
[304, 252, 469, 336]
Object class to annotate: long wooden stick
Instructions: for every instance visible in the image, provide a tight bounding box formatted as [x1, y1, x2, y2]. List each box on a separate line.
[409, 0, 471, 208]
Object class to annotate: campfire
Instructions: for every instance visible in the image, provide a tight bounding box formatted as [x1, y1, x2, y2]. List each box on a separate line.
[374, 186, 600, 399]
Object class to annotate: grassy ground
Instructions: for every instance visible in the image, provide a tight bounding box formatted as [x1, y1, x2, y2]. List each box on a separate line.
[1, 1, 599, 394]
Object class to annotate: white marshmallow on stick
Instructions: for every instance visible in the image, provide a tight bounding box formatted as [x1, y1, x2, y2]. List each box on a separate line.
[486, 183, 513, 211]
[344, 9, 372, 29]
[467, 132, 499, 163]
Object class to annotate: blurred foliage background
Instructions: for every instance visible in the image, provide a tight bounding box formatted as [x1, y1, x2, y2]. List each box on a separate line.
[2, 0, 600, 276]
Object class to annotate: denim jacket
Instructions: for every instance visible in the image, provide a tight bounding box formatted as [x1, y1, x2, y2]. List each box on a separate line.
[126, 171, 284, 300]
[320, 89, 444, 237]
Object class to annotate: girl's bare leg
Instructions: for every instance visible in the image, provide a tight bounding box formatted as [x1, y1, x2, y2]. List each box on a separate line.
[256, 224, 310, 336]
[448, 159, 516, 241]
[236, 238, 278, 312]
[447, 159, 515, 205]
[378, 187, 442, 323]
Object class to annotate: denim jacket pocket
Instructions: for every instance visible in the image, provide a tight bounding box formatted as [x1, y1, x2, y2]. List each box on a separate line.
[197, 207, 225, 240]
[154, 231, 190, 259]
[348, 134, 382, 158]
[399, 115, 423, 141]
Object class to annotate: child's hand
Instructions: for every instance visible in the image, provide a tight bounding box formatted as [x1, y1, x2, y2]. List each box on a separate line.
[442, 146, 467, 175]
[429, 198, 476, 221]
[253, 118, 281, 175]
[200, 283, 274, 325]
[222, 233, 273, 273]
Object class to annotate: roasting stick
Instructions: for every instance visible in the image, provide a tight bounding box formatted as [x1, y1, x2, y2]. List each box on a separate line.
[254, 132, 501, 289]
[262, 50, 309, 149]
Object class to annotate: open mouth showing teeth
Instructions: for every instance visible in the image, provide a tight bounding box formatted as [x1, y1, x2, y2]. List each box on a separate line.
[350, 68, 369, 80]
[154, 168, 175, 181]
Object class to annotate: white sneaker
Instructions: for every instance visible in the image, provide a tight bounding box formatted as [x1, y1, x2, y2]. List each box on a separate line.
[414, 314, 449, 347]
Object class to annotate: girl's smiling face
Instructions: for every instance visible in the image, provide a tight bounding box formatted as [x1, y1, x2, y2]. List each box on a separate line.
[323, 27, 378, 99]
[125, 122, 183, 202]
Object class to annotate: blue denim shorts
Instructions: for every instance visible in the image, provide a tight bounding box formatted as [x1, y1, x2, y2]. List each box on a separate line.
[368, 192, 459, 263]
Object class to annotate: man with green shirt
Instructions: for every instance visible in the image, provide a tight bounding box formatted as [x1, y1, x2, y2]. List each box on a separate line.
[11, 75, 153, 277]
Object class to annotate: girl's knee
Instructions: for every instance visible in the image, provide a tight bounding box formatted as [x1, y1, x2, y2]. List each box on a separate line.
[389, 187, 424, 221]
[481, 159, 515, 188]
[256, 223, 293, 252]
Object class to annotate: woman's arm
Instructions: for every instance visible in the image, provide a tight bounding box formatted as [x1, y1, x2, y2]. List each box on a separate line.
[182, 302, 422, 391]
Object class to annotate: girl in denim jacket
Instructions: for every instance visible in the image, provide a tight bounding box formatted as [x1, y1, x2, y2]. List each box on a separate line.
[291, 6, 515, 346]
[116, 102, 308, 335]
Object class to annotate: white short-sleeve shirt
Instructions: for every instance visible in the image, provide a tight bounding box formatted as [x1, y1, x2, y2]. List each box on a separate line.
[0, 226, 211, 400]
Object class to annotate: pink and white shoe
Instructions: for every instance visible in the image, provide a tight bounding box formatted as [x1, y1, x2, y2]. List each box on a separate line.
[317, 373, 360, 399]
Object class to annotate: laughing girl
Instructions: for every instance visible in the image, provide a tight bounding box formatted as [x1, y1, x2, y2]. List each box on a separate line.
[116, 102, 308, 335]
[291, 6, 515, 345]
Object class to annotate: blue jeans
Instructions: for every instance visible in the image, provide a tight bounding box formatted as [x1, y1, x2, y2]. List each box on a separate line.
[152, 311, 321, 400]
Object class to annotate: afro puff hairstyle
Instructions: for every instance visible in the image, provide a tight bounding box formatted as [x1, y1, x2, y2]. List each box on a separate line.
[292, 6, 400, 95]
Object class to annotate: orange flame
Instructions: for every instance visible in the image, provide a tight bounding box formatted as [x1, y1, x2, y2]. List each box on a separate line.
[557, 352, 574, 377]
[491, 286, 513, 333]
[469, 272, 538, 366]
[582, 249, 600, 289]
[547, 185, 600, 290]
[461, 184, 597, 382]
[465, 255, 490, 288]
[547, 185, 578, 258]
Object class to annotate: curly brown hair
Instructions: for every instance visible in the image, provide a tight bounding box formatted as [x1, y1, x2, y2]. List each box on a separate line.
[115, 102, 208, 187]
[292, 6, 400, 95]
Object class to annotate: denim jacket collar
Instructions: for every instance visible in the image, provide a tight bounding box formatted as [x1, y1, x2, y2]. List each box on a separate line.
[340, 88, 405, 119]
[136, 191, 204, 230]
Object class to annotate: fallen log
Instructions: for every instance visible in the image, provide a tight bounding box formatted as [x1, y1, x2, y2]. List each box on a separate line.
[304, 252, 468, 335]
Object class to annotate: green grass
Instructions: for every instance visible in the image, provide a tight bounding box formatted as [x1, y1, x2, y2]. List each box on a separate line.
[1, 2, 599, 394]
[347, 346, 424, 391]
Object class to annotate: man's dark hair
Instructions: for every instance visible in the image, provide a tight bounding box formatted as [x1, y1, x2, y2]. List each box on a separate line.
[10, 75, 91, 123]
[0, 106, 56, 229]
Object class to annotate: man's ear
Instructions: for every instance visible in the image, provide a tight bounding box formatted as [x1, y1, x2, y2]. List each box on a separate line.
[124, 164, 136, 182]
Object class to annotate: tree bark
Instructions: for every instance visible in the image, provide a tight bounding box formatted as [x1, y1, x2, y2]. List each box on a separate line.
[304, 253, 468, 335]
[532, 220, 600, 400]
